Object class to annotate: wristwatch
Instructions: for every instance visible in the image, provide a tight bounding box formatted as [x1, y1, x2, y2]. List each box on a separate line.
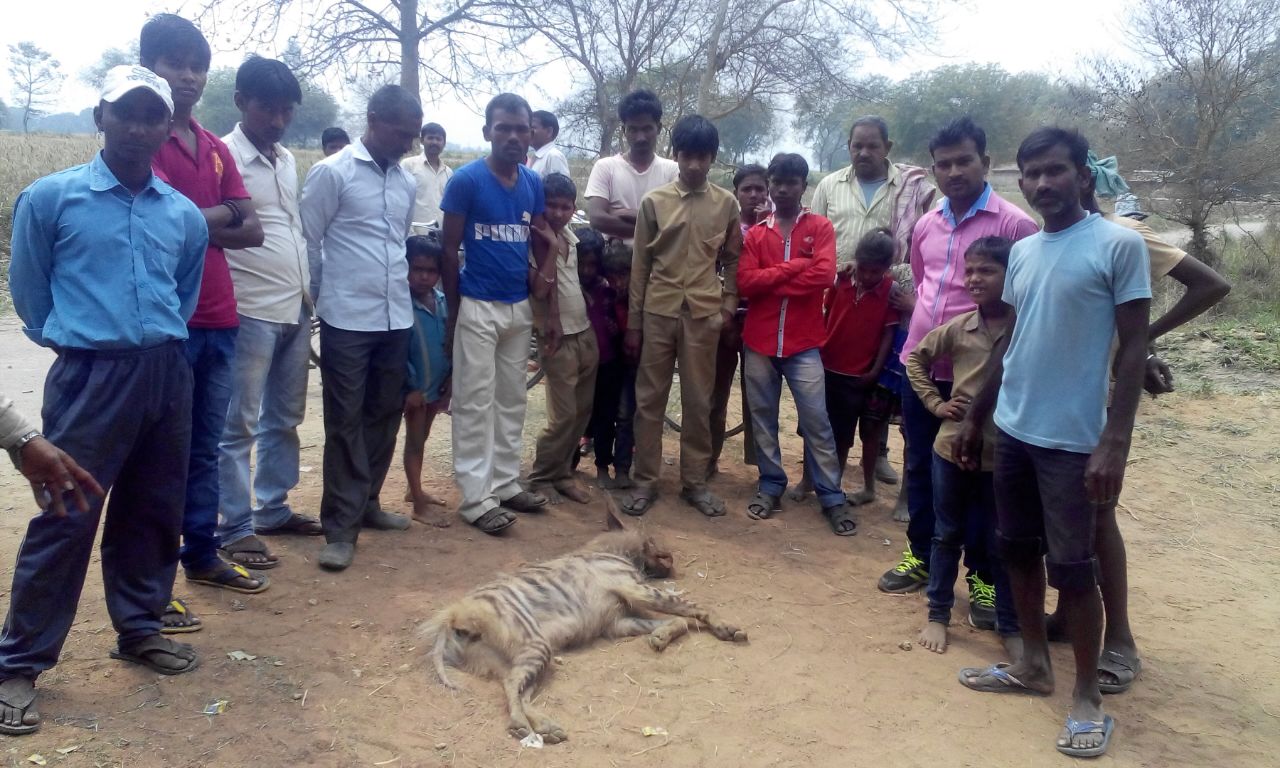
[7, 429, 42, 472]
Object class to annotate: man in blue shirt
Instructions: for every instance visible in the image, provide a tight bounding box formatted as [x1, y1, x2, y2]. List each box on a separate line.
[440, 93, 553, 533]
[954, 128, 1150, 760]
[0, 66, 208, 735]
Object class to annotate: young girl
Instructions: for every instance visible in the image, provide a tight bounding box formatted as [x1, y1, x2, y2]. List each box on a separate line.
[403, 236, 452, 526]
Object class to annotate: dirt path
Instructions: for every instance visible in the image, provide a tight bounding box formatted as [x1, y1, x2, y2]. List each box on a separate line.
[0, 314, 1277, 767]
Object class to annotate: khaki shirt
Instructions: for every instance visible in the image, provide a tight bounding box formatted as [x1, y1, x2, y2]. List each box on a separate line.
[629, 180, 741, 328]
[530, 228, 590, 335]
[1106, 213, 1185, 279]
[906, 309, 1008, 471]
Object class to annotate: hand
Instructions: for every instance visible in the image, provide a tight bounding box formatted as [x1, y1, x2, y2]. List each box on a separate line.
[624, 328, 643, 363]
[541, 316, 563, 358]
[951, 418, 983, 471]
[937, 395, 971, 422]
[404, 390, 426, 411]
[754, 202, 772, 222]
[530, 220, 557, 246]
[889, 284, 916, 313]
[18, 437, 104, 517]
[1143, 354, 1174, 395]
[852, 373, 878, 389]
[438, 375, 452, 404]
[718, 314, 741, 350]
[1084, 435, 1130, 505]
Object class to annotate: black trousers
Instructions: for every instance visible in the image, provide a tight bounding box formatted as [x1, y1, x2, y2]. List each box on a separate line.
[318, 322, 410, 544]
[0, 342, 192, 679]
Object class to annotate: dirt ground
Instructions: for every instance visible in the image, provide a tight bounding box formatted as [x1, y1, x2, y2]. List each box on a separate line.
[1, 313, 1278, 768]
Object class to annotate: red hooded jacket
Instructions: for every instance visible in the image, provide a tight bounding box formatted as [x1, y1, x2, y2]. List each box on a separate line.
[738, 210, 837, 358]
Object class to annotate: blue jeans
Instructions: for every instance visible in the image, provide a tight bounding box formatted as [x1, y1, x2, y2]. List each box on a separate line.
[182, 327, 237, 571]
[927, 452, 1018, 634]
[218, 310, 311, 546]
[744, 348, 845, 509]
[903, 381, 949, 561]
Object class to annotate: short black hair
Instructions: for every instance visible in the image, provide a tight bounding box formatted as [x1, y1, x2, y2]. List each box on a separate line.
[1015, 126, 1090, 171]
[139, 13, 212, 71]
[618, 90, 663, 125]
[854, 227, 895, 268]
[321, 127, 350, 146]
[485, 93, 532, 127]
[574, 227, 605, 260]
[368, 85, 423, 123]
[543, 172, 577, 202]
[671, 114, 718, 156]
[602, 242, 632, 276]
[965, 236, 1012, 268]
[733, 163, 767, 190]
[235, 55, 302, 106]
[767, 152, 809, 183]
[849, 115, 889, 143]
[929, 116, 987, 158]
[406, 234, 444, 265]
[421, 122, 446, 139]
[531, 110, 560, 139]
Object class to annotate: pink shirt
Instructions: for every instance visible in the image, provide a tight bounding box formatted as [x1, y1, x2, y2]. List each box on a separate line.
[153, 118, 250, 329]
[901, 185, 1037, 380]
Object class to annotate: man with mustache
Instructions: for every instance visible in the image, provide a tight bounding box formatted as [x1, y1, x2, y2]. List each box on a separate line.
[440, 93, 554, 534]
[584, 90, 679, 244]
[877, 118, 1037, 635]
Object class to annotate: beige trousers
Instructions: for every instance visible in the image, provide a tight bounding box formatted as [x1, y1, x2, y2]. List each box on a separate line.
[528, 329, 599, 485]
[632, 309, 723, 493]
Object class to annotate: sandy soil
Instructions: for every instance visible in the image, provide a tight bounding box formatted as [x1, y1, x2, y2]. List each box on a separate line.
[0, 314, 1278, 768]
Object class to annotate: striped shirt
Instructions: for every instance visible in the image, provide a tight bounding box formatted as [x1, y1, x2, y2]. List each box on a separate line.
[810, 161, 936, 265]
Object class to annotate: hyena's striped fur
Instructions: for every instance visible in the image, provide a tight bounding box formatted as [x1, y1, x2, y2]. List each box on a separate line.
[421, 526, 748, 743]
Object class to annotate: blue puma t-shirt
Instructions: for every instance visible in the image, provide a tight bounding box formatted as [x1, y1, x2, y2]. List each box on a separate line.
[441, 159, 545, 303]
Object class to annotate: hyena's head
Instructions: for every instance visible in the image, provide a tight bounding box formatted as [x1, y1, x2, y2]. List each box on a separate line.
[600, 495, 674, 578]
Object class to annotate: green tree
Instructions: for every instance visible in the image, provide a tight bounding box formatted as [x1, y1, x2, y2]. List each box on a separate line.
[194, 67, 340, 148]
[81, 43, 140, 90]
[7, 42, 64, 133]
[715, 96, 775, 165]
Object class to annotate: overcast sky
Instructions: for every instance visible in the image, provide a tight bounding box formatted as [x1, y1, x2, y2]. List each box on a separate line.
[1, 0, 1136, 153]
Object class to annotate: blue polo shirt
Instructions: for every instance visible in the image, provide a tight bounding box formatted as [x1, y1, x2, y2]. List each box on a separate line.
[9, 153, 208, 350]
[440, 159, 544, 303]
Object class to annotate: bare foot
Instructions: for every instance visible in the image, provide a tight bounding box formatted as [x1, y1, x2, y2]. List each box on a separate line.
[1001, 634, 1024, 663]
[529, 484, 564, 505]
[555, 480, 592, 504]
[891, 485, 909, 522]
[848, 489, 876, 506]
[612, 471, 635, 490]
[919, 621, 948, 653]
[412, 501, 452, 527]
[788, 477, 813, 502]
[594, 467, 614, 489]
[420, 491, 448, 506]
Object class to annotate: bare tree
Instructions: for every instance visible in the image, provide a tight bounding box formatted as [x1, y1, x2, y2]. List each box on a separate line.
[81, 43, 140, 91]
[192, 0, 523, 100]
[7, 42, 64, 133]
[1087, 0, 1280, 265]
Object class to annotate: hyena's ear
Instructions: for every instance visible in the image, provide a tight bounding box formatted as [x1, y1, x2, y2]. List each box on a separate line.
[603, 494, 627, 532]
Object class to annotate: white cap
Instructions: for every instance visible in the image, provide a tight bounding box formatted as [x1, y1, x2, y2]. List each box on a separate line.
[100, 65, 174, 115]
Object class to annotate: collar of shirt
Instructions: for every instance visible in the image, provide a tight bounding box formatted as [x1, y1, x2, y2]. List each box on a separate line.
[163, 116, 217, 162]
[762, 206, 812, 232]
[413, 286, 445, 314]
[964, 309, 1008, 343]
[226, 123, 282, 169]
[533, 143, 556, 159]
[353, 138, 409, 179]
[837, 159, 902, 187]
[89, 152, 171, 196]
[940, 182, 994, 227]
[674, 178, 709, 198]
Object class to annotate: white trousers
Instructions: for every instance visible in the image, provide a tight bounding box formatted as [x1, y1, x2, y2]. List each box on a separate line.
[451, 297, 533, 522]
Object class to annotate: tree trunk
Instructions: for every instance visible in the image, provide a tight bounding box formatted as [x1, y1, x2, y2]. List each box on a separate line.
[696, 0, 731, 114]
[1187, 214, 1216, 269]
[400, 0, 421, 99]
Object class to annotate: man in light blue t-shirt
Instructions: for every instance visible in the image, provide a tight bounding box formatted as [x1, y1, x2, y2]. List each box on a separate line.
[440, 93, 554, 534]
[952, 128, 1150, 760]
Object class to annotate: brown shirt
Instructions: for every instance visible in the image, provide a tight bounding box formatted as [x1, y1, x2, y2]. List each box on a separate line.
[906, 309, 1009, 471]
[629, 179, 741, 328]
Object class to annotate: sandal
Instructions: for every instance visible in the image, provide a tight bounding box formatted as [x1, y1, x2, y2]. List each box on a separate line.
[219, 535, 280, 570]
[680, 489, 726, 517]
[472, 507, 517, 535]
[255, 511, 323, 536]
[499, 491, 549, 514]
[620, 490, 656, 517]
[1098, 650, 1142, 695]
[1056, 714, 1115, 758]
[185, 562, 270, 594]
[746, 492, 781, 520]
[957, 663, 1051, 695]
[0, 677, 40, 735]
[110, 634, 199, 675]
[160, 597, 203, 634]
[823, 503, 857, 536]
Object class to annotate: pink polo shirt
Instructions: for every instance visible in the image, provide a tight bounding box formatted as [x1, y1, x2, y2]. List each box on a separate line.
[901, 184, 1037, 380]
[153, 118, 250, 329]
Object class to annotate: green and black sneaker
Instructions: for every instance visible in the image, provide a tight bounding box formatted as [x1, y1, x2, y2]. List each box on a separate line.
[966, 573, 997, 631]
[877, 550, 928, 594]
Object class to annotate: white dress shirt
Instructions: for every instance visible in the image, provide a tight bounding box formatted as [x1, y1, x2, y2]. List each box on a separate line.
[302, 139, 416, 332]
[530, 142, 570, 178]
[399, 154, 453, 227]
[222, 124, 310, 324]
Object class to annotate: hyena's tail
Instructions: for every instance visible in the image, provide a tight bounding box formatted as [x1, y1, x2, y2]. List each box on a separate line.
[419, 613, 459, 690]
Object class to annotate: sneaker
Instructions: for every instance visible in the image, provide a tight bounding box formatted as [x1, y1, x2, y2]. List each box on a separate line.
[878, 550, 929, 593]
[874, 454, 899, 485]
[966, 573, 997, 631]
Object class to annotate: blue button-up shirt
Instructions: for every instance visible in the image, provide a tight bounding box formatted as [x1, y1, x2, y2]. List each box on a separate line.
[9, 153, 208, 350]
[301, 138, 416, 332]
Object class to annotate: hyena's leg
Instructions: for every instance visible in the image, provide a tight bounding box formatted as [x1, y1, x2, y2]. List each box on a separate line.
[612, 584, 749, 647]
[606, 616, 667, 638]
[503, 640, 554, 741]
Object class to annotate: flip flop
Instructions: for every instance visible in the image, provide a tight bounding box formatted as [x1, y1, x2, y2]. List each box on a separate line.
[823, 504, 857, 536]
[680, 489, 726, 517]
[160, 597, 203, 635]
[1056, 714, 1115, 758]
[1098, 650, 1142, 695]
[500, 491, 549, 514]
[110, 635, 200, 676]
[255, 511, 323, 536]
[0, 677, 39, 735]
[185, 562, 270, 594]
[472, 507, 517, 535]
[958, 663, 1051, 695]
[620, 491, 656, 517]
[219, 535, 280, 570]
[746, 492, 782, 520]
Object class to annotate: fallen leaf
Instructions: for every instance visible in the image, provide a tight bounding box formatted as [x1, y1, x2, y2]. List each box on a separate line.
[26, 755, 47, 766]
[227, 650, 257, 661]
[641, 726, 668, 737]
[55, 746, 81, 755]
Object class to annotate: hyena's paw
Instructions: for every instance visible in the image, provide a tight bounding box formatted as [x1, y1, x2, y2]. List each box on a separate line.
[646, 631, 673, 653]
[711, 623, 748, 643]
[508, 717, 534, 741]
[528, 711, 568, 744]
